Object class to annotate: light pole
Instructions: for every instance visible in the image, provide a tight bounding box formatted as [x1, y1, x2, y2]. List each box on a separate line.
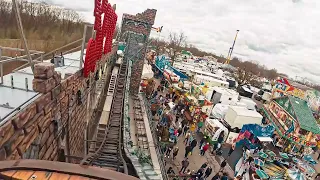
[225, 30, 240, 64]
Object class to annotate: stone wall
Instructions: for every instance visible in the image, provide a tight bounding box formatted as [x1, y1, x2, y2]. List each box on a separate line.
[0, 52, 113, 163]
[119, 9, 157, 95]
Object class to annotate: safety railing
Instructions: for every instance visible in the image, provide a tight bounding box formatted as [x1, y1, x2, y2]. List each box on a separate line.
[140, 93, 169, 180]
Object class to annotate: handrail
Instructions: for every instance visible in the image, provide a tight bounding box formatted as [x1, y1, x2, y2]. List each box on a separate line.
[140, 93, 169, 180]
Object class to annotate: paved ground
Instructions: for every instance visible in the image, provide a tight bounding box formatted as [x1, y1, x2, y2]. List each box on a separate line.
[164, 132, 235, 179]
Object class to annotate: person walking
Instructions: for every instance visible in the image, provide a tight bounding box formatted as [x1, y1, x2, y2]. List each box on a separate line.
[200, 143, 210, 156]
[183, 125, 189, 135]
[172, 147, 179, 160]
[178, 127, 183, 137]
[200, 162, 208, 169]
[204, 166, 213, 179]
[167, 167, 175, 175]
[184, 132, 191, 145]
[190, 139, 197, 154]
[180, 158, 190, 174]
[199, 137, 206, 149]
[196, 168, 204, 178]
[185, 145, 192, 158]
[219, 159, 227, 172]
[165, 146, 172, 158]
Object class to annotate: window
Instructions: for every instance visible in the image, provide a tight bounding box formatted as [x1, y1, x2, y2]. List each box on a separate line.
[228, 98, 232, 100]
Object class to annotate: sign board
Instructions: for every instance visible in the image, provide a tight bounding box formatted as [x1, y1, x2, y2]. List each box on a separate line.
[273, 82, 305, 99]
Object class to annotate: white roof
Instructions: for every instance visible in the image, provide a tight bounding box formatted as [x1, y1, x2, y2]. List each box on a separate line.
[229, 106, 262, 118]
[191, 69, 225, 80]
[206, 118, 229, 132]
[195, 75, 229, 85]
[212, 86, 239, 96]
[0, 50, 83, 123]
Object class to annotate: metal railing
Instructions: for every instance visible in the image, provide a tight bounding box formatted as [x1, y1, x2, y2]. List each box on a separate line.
[140, 93, 169, 180]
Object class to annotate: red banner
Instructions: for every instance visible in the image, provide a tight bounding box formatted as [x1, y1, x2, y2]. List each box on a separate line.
[83, 0, 118, 77]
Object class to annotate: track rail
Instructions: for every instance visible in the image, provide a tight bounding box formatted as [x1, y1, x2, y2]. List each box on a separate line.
[81, 59, 128, 174]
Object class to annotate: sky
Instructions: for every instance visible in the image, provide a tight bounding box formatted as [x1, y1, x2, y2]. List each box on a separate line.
[37, 0, 320, 83]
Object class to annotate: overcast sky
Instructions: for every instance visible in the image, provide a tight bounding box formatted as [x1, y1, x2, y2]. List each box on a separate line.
[40, 0, 320, 83]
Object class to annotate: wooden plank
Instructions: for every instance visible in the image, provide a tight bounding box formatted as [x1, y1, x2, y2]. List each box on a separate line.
[48, 172, 70, 180]
[68, 175, 90, 180]
[11, 170, 34, 179]
[0, 170, 17, 179]
[29, 171, 52, 180]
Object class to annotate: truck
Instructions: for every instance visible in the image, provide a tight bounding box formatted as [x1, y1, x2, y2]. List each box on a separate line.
[209, 86, 239, 106]
[224, 106, 263, 130]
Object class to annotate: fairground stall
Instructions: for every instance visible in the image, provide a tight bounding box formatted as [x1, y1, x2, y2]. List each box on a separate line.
[261, 95, 320, 154]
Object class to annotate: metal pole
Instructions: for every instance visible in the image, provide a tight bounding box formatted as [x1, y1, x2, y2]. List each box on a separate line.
[0, 49, 2, 84]
[0, 64, 3, 85]
[12, 0, 34, 71]
[25, 78, 28, 91]
[80, 25, 88, 69]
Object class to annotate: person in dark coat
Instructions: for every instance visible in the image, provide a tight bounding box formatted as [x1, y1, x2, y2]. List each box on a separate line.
[179, 158, 189, 173]
[219, 159, 227, 172]
[178, 127, 183, 137]
[190, 139, 197, 153]
[199, 137, 206, 149]
[200, 162, 208, 169]
[183, 125, 189, 135]
[204, 166, 213, 179]
[167, 167, 175, 175]
[185, 145, 192, 158]
[172, 147, 179, 160]
[196, 168, 204, 178]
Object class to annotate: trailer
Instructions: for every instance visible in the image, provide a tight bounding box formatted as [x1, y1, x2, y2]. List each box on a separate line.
[224, 106, 263, 129]
[209, 86, 239, 105]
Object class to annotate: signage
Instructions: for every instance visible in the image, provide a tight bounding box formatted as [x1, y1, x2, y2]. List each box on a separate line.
[273, 83, 305, 99]
[83, 0, 118, 77]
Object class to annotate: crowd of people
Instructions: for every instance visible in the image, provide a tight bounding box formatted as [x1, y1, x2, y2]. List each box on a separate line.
[148, 77, 234, 180]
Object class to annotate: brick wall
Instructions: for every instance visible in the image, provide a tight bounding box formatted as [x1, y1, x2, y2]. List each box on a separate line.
[0, 52, 113, 162]
[119, 9, 157, 95]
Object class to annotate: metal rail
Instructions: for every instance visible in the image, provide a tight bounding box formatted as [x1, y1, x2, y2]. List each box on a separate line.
[80, 58, 129, 174]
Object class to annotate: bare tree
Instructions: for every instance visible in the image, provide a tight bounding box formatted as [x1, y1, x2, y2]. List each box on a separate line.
[167, 31, 187, 64]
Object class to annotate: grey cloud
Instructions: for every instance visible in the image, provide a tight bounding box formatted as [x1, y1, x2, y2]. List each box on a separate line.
[44, 0, 320, 83]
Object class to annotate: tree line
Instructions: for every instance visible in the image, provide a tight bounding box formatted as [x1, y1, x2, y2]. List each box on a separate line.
[0, 0, 84, 41]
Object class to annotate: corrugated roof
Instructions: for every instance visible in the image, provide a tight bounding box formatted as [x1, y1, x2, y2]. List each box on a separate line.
[288, 96, 320, 134]
[0, 50, 83, 123]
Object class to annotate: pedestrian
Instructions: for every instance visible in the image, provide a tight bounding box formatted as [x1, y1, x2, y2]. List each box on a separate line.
[219, 159, 227, 172]
[200, 143, 210, 156]
[190, 139, 197, 154]
[178, 127, 183, 137]
[185, 145, 192, 158]
[204, 166, 212, 179]
[183, 125, 189, 135]
[199, 137, 206, 149]
[211, 172, 222, 180]
[184, 132, 191, 145]
[165, 146, 172, 158]
[200, 162, 208, 169]
[228, 145, 235, 157]
[172, 147, 179, 160]
[180, 158, 190, 174]
[221, 172, 228, 180]
[316, 173, 320, 180]
[196, 168, 204, 178]
[167, 167, 175, 175]
[188, 135, 194, 146]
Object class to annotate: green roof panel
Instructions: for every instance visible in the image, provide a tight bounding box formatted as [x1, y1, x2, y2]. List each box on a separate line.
[288, 96, 320, 134]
